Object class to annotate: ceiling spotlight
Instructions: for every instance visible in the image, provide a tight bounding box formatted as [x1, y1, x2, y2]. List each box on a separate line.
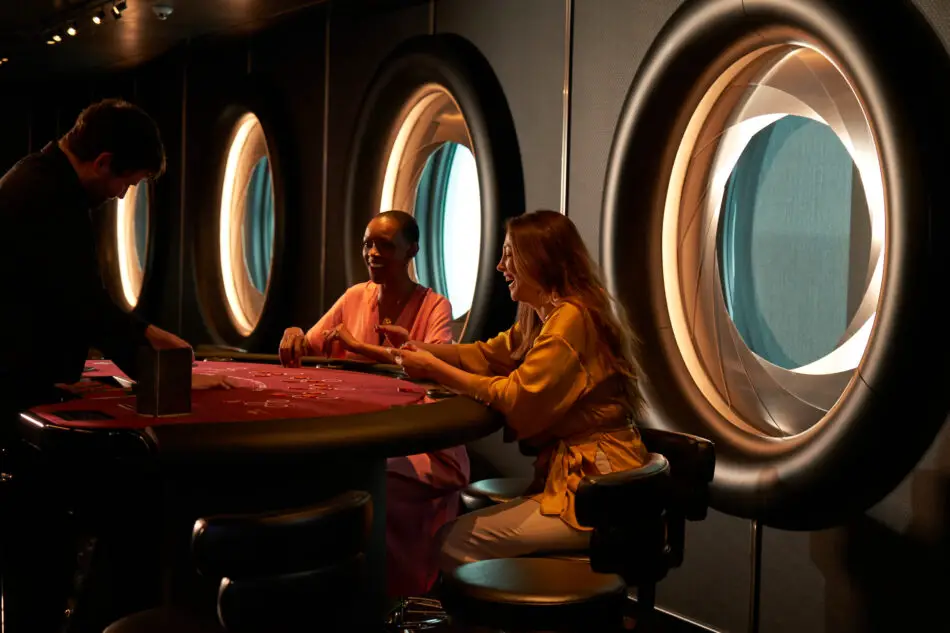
[153, 4, 173, 20]
[47, 39, 57, 45]
[1, 58, 8, 63]
[93, 10, 105, 25]
[66, 22, 78, 36]
[52, 33, 62, 42]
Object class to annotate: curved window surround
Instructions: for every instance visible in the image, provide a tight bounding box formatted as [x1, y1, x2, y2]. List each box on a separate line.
[220, 112, 276, 337]
[115, 180, 149, 310]
[660, 44, 884, 439]
[379, 85, 482, 327]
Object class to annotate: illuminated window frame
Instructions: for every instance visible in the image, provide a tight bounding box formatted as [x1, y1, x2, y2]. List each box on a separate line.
[115, 181, 149, 311]
[661, 43, 884, 438]
[219, 112, 276, 337]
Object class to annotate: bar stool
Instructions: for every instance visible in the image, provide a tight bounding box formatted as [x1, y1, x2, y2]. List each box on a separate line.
[460, 476, 533, 513]
[104, 490, 372, 633]
[442, 429, 715, 631]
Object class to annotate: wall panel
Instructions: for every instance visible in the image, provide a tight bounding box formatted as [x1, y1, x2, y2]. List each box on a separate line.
[0, 85, 31, 174]
[568, 0, 683, 257]
[436, 0, 565, 215]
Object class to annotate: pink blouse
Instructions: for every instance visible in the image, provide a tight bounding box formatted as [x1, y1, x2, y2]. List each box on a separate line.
[306, 281, 453, 358]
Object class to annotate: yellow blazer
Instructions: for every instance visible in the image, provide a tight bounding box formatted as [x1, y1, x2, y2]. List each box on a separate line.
[456, 301, 647, 530]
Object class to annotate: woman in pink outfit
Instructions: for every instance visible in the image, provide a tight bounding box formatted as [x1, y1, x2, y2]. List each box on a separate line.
[279, 210, 470, 598]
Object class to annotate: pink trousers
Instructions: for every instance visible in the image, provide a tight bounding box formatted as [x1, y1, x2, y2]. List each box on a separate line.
[385, 445, 470, 597]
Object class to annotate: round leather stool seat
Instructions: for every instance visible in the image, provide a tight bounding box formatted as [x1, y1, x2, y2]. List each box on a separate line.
[442, 558, 626, 631]
[460, 477, 533, 512]
[103, 607, 223, 633]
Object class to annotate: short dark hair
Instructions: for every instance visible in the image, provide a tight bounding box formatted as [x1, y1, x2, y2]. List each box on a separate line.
[378, 210, 420, 245]
[61, 99, 166, 178]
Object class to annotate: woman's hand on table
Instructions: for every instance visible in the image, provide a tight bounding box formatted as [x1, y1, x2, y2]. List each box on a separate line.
[191, 374, 241, 390]
[279, 327, 309, 367]
[375, 324, 411, 348]
[322, 324, 361, 355]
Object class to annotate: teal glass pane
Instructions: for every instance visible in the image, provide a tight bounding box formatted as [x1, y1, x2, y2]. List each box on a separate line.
[441, 144, 480, 319]
[133, 183, 148, 269]
[717, 115, 864, 369]
[413, 148, 443, 292]
[242, 157, 275, 294]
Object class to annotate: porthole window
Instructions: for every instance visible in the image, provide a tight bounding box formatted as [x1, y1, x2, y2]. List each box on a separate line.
[602, 0, 950, 528]
[220, 112, 276, 336]
[345, 35, 525, 344]
[115, 180, 149, 310]
[665, 44, 883, 439]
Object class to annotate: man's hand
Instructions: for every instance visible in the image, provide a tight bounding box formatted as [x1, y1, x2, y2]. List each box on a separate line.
[192, 374, 240, 390]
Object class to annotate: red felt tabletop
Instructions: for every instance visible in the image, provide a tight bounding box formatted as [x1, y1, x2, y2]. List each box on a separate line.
[27, 361, 427, 430]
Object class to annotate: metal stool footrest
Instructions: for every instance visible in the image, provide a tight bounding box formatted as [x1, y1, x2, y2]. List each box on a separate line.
[385, 596, 449, 631]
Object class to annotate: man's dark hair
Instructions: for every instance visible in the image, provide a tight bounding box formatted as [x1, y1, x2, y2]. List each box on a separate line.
[61, 99, 166, 178]
[379, 210, 420, 245]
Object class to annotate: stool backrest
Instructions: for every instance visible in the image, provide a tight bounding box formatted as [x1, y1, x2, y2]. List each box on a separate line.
[575, 428, 716, 586]
[192, 490, 371, 580]
[191, 490, 372, 633]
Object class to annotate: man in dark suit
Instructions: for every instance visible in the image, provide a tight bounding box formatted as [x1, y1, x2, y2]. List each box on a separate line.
[0, 99, 216, 632]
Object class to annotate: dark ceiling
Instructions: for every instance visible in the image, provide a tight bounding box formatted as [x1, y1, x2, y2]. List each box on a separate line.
[0, 0, 329, 79]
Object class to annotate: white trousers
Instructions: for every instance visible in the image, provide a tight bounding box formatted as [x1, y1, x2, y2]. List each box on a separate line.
[439, 497, 590, 573]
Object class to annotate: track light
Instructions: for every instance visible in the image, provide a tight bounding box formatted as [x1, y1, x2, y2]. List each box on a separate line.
[66, 22, 78, 36]
[52, 33, 62, 42]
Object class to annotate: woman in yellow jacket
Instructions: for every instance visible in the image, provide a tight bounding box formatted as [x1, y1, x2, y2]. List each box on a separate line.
[390, 209, 648, 570]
